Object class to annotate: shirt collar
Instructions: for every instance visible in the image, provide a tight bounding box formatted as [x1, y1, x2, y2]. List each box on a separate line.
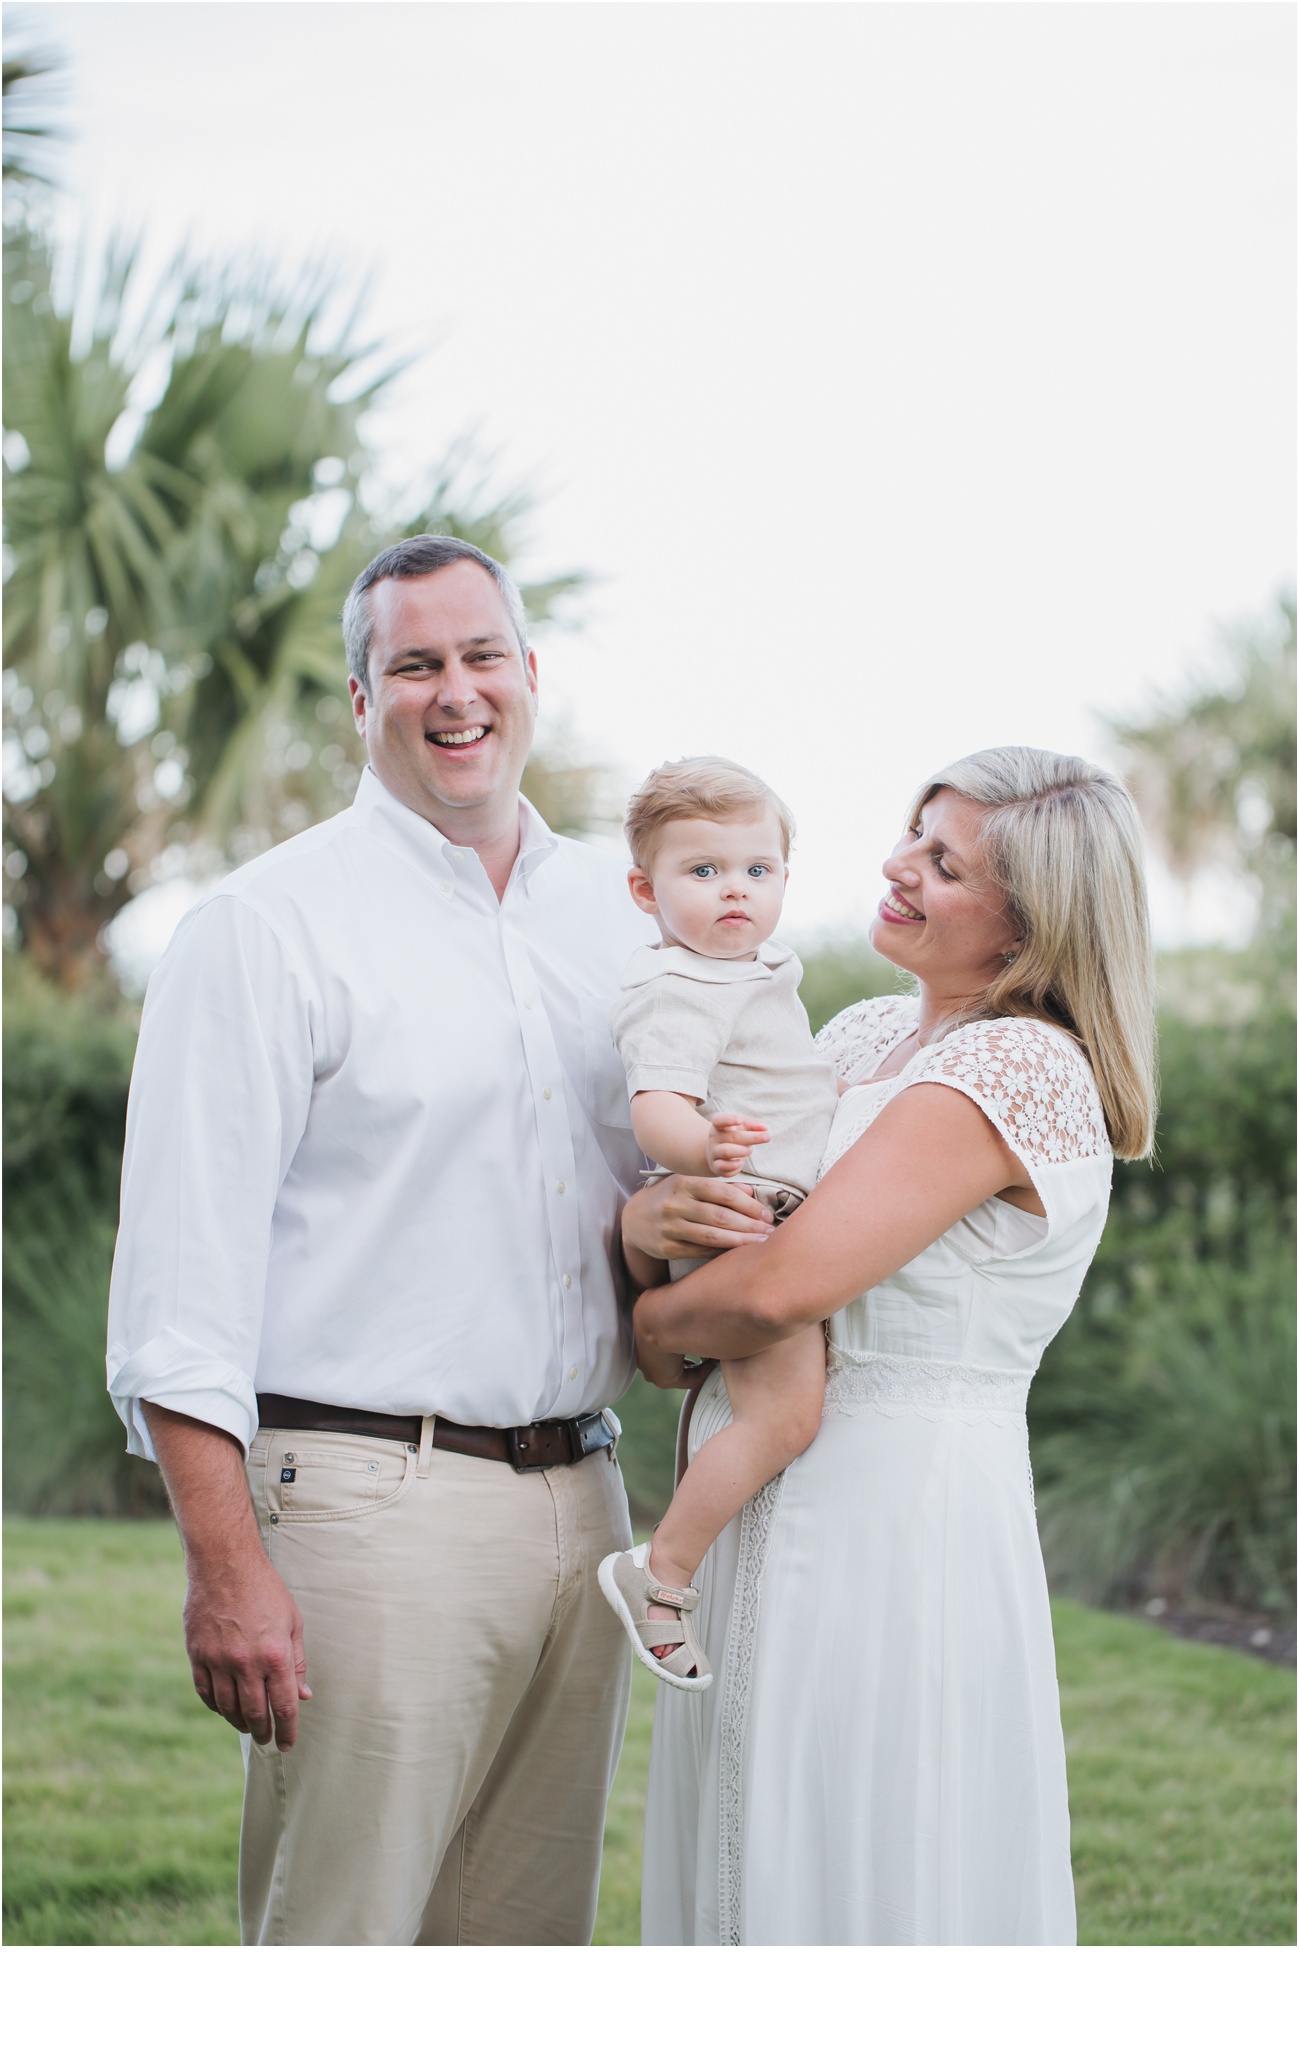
[352, 767, 559, 887]
[514, 794, 560, 876]
[620, 938, 791, 988]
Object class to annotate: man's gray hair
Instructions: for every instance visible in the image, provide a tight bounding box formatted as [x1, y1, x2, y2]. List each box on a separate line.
[342, 535, 531, 696]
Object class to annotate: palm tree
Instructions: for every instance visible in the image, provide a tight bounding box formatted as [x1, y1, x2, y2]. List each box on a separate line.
[2, 221, 388, 984]
[1107, 591, 1296, 934]
[3, 219, 587, 985]
[2, 42, 595, 987]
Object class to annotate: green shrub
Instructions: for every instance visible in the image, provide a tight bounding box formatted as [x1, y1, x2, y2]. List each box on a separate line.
[1031, 945, 1295, 1615]
[3, 1180, 166, 1515]
[2, 964, 162, 1514]
[796, 934, 898, 1035]
[3, 961, 137, 1207]
[1034, 1237, 1295, 1611]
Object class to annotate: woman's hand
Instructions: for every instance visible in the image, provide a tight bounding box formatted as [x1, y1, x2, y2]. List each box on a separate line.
[622, 1173, 774, 1265]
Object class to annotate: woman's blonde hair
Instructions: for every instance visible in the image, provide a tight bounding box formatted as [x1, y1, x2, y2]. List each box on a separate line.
[911, 746, 1158, 1160]
[625, 756, 795, 871]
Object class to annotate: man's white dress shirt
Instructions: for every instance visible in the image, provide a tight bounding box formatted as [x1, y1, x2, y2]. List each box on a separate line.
[107, 769, 653, 1458]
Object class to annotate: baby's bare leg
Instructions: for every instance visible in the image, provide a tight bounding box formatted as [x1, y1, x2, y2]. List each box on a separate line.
[648, 1324, 826, 1594]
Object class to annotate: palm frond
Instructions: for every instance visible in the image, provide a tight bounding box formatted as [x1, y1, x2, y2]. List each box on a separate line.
[1107, 592, 1297, 914]
[2, 46, 68, 187]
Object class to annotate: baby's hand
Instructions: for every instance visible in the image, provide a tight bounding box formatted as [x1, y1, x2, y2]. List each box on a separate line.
[706, 1112, 769, 1177]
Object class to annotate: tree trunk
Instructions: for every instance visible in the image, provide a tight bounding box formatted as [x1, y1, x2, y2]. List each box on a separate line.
[16, 875, 129, 992]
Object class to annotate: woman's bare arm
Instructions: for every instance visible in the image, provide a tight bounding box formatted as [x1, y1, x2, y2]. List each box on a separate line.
[635, 1083, 1032, 1360]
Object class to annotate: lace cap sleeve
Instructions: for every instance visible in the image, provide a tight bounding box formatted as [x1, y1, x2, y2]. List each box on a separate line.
[814, 992, 917, 1084]
[912, 1016, 1109, 1166]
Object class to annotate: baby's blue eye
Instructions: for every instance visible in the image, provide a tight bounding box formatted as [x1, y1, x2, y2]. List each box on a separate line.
[747, 864, 770, 877]
[690, 864, 716, 879]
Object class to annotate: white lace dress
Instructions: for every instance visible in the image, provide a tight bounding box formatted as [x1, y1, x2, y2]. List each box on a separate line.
[639, 995, 1112, 1945]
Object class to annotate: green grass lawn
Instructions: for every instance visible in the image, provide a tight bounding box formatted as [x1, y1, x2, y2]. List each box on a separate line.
[4, 1518, 1294, 1945]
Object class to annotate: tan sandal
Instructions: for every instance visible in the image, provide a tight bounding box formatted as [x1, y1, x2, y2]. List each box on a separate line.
[597, 1543, 713, 1691]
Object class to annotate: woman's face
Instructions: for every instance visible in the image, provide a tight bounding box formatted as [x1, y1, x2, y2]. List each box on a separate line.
[870, 788, 1021, 1002]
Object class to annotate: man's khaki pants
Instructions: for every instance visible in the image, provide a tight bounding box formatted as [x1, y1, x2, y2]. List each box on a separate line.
[240, 1418, 633, 1945]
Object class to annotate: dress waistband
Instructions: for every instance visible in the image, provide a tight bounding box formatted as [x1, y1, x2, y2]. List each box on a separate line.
[825, 1346, 1033, 1418]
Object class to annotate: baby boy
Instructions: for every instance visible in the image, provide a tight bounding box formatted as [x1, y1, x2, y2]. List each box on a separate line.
[598, 757, 839, 1689]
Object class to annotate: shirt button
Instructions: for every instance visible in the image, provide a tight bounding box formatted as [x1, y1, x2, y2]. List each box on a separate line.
[569, 1367, 578, 1380]
[543, 1087, 552, 1101]
[556, 1180, 565, 1194]
[563, 1273, 572, 1287]
[523, 997, 533, 1010]
[440, 881, 452, 896]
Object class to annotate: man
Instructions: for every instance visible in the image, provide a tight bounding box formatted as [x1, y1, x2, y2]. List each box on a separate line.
[107, 536, 664, 1944]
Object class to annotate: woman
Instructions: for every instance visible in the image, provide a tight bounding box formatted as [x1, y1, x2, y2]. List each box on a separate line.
[623, 747, 1157, 1946]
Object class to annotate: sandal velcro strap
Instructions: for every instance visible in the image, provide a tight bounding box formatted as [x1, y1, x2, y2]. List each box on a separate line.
[644, 1574, 700, 1611]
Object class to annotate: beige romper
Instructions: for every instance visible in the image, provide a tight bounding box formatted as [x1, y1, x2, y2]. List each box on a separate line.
[610, 940, 839, 1278]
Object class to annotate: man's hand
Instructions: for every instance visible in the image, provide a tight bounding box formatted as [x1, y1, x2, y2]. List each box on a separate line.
[622, 1172, 774, 1265]
[184, 1549, 310, 1750]
[143, 1402, 311, 1750]
[633, 1299, 709, 1391]
[705, 1112, 769, 1177]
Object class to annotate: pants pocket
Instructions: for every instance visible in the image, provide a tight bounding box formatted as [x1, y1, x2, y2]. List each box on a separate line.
[254, 1431, 417, 1525]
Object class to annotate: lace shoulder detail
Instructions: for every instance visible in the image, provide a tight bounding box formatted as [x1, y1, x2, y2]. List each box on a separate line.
[814, 992, 917, 1084]
[913, 1016, 1109, 1165]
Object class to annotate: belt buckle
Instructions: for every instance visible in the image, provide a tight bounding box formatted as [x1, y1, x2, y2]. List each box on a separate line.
[508, 1416, 600, 1471]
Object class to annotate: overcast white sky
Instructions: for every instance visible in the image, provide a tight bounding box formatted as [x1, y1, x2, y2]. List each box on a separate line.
[23, 0, 1298, 951]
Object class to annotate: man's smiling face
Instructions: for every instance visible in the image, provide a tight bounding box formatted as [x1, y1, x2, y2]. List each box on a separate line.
[349, 561, 538, 840]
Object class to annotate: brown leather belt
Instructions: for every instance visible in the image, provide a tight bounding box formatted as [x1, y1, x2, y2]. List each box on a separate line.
[256, 1393, 617, 1472]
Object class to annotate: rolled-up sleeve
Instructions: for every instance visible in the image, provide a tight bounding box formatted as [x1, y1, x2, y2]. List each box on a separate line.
[106, 893, 316, 1461]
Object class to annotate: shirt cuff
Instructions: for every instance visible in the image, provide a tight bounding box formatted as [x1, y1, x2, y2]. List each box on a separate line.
[624, 1065, 710, 1100]
[107, 1328, 259, 1462]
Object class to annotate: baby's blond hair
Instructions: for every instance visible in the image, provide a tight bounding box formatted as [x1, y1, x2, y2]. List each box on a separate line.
[625, 756, 794, 871]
